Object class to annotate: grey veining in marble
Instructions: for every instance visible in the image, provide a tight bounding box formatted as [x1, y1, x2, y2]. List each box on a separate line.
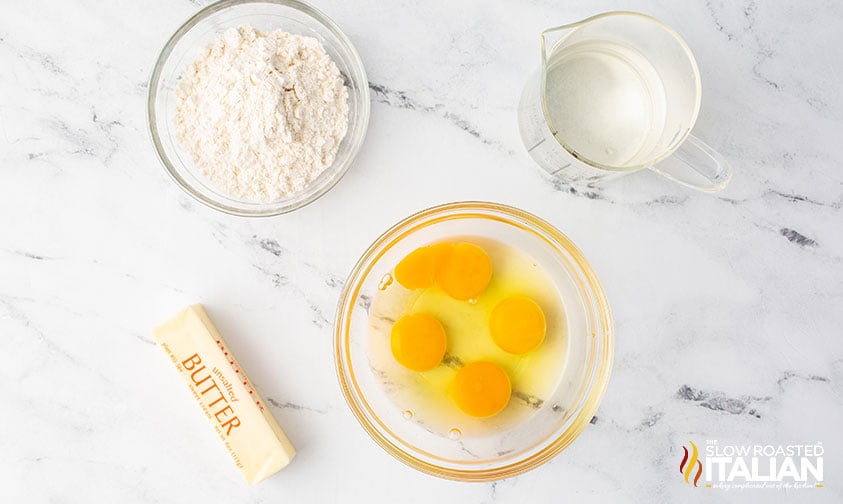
[1, 0, 841, 502]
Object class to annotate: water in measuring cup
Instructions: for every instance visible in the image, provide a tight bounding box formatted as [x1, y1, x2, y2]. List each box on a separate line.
[544, 40, 667, 168]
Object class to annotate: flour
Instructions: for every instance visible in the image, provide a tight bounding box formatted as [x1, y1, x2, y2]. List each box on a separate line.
[174, 25, 349, 203]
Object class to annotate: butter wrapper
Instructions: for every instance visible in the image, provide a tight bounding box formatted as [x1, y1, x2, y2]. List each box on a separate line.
[154, 304, 296, 484]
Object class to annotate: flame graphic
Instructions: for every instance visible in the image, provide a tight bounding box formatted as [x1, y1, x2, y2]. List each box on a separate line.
[679, 441, 703, 487]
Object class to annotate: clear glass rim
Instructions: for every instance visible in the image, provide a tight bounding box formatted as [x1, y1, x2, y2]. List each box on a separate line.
[334, 201, 614, 481]
[146, 0, 370, 217]
[540, 11, 702, 173]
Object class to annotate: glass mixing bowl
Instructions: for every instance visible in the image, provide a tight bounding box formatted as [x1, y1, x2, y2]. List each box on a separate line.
[335, 202, 614, 480]
[148, 0, 370, 216]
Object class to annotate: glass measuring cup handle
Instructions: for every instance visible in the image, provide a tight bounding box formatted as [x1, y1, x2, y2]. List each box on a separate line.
[648, 135, 732, 192]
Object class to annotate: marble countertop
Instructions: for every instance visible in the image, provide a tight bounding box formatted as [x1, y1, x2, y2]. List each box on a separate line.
[1, 0, 840, 502]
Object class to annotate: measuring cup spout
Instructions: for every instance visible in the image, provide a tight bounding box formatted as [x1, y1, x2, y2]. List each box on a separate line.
[540, 26, 571, 65]
[541, 13, 624, 62]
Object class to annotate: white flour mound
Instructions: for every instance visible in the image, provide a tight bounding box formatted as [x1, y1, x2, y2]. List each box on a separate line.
[174, 25, 349, 203]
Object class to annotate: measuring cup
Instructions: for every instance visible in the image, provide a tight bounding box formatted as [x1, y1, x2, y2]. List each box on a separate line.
[517, 11, 731, 192]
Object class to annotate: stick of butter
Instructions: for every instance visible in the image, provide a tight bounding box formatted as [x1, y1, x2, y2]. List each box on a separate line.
[153, 304, 296, 485]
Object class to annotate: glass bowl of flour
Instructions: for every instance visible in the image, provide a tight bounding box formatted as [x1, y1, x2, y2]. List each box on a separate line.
[148, 0, 370, 216]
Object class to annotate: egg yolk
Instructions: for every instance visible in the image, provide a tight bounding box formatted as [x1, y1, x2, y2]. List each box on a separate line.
[489, 296, 546, 354]
[435, 243, 493, 301]
[394, 243, 454, 290]
[390, 313, 447, 371]
[451, 361, 511, 417]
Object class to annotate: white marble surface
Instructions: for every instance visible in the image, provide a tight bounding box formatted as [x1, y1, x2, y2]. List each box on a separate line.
[1, 0, 841, 502]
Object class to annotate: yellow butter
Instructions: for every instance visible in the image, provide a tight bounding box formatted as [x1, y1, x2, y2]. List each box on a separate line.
[153, 304, 296, 485]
